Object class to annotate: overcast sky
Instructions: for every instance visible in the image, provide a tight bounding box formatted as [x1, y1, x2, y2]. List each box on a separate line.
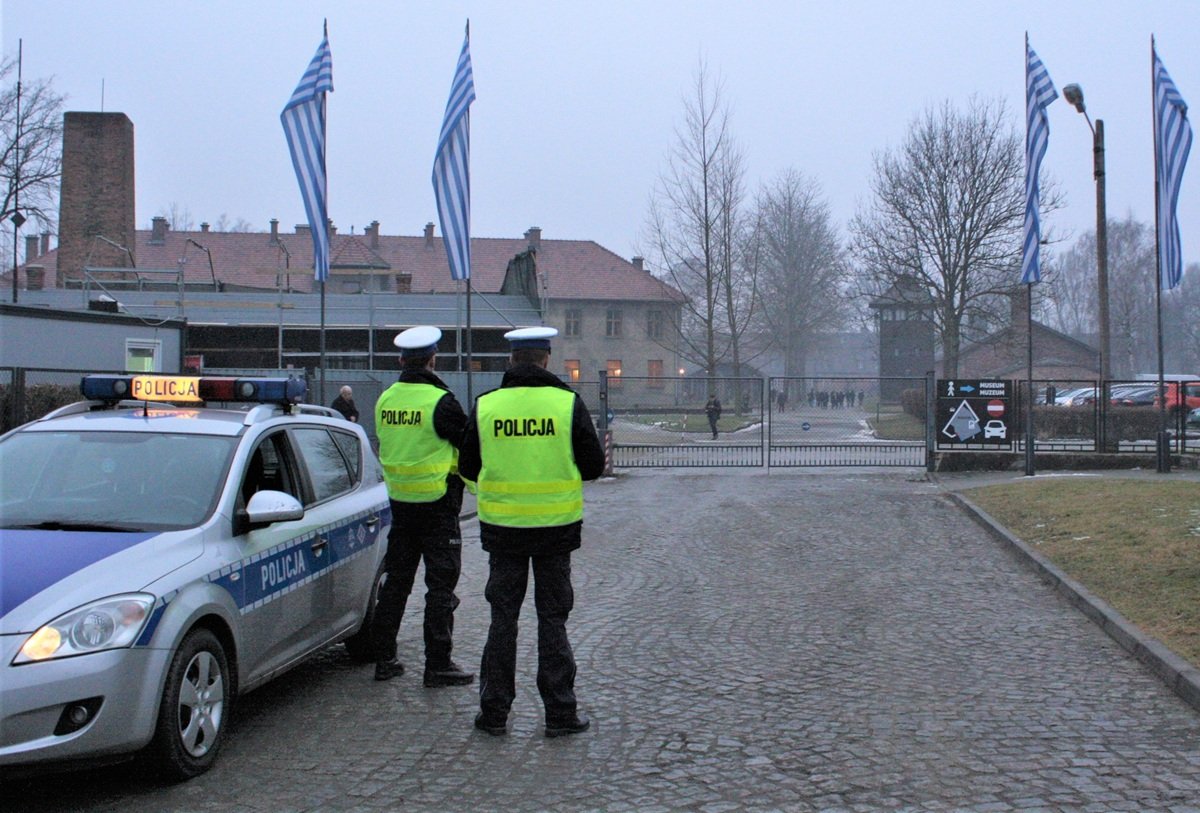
[3, 1, 1197, 272]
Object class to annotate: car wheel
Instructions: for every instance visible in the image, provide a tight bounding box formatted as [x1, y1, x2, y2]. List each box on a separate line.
[146, 627, 230, 780]
[343, 563, 386, 663]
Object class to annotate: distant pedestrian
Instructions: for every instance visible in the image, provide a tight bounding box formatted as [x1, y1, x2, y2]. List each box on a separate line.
[331, 385, 359, 422]
[777, 389, 787, 413]
[705, 395, 722, 439]
[459, 327, 605, 738]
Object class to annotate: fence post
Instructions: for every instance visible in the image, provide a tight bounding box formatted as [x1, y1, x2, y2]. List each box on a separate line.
[924, 371, 935, 472]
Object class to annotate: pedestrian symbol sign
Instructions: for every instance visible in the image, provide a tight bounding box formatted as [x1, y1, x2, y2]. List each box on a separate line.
[935, 379, 1013, 450]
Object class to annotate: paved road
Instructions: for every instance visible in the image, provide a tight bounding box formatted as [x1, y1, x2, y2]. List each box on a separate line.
[11, 470, 1200, 812]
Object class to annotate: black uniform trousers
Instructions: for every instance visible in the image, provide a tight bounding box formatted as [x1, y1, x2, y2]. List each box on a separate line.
[370, 480, 463, 668]
[479, 551, 577, 721]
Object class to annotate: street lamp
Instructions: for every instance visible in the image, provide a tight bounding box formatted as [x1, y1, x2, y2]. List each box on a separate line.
[1061, 83, 1111, 386]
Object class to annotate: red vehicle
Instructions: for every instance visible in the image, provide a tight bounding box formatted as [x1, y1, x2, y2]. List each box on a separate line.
[1154, 380, 1200, 416]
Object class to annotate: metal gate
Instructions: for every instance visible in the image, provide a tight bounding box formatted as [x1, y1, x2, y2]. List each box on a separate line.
[602, 375, 765, 467]
[767, 377, 929, 467]
[598, 374, 930, 468]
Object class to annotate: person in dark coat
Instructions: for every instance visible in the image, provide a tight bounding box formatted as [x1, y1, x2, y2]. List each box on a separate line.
[458, 327, 606, 738]
[704, 395, 722, 439]
[331, 385, 360, 422]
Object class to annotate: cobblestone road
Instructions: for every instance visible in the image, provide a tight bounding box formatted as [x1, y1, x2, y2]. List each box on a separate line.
[12, 470, 1200, 812]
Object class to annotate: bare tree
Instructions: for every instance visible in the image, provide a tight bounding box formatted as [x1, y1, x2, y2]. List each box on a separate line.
[1041, 234, 1097, 338]
[1163, 263, 1200, 373]
[850, 98, 1031, 378]
[214, 213, 254, 233]
[644, 62, 753, 391]
[750, 169, 846, 379]
[1, 57, 65, 259]
[155, 203, 195, 231]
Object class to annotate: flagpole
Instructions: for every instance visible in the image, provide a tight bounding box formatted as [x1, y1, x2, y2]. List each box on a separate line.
[464, 22, 473, 407]
[1150, 37, 1170, 473]
[1023, 32, 1036, 477]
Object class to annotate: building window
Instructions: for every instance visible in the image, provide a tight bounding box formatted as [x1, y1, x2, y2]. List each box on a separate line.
[647, 309, 664, 340]
[564, 309, 581, 337]
[125, 339, 162, 372]
[606, 359, 623, 387]
[647, 359, 664, 388]
[606, 308, 623, 338]
[564, 359, 580, 382]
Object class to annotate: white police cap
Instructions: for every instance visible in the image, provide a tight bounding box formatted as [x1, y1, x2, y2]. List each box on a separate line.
[393, 325, 442, 356]
[504, 326, 558, 350]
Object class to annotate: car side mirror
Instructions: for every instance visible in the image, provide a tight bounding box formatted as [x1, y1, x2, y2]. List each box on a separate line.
[245, 490, 304, 525]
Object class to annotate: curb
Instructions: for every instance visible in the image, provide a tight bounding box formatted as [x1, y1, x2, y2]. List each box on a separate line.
[948, 491, 1200, 714]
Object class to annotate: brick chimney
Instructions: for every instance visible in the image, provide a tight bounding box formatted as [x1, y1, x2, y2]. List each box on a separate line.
[150, 216, 169, 244]
[295, 224, 311, 236]
[200, 222, 210, 233]
[269, 218, 280, 243]
[57, 112, 136, 285]
[424, 222, 435, 247]
[1009, 288, 1029, 326]
[632, 256, 644, 272]
[525, 226, 542, 249]
[25, 234, 39, 263]
[41, 232, 51, 255]
[367, 220, 380, 249]
[329, 220, 337, 236]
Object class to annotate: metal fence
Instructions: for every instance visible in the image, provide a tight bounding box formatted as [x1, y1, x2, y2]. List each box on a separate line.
[767, 376, 929, 467]
[602, 375, 766, 467]
[4, 367, 1195, 463]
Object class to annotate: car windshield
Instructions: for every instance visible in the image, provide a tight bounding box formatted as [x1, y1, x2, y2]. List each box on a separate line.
[0, 431, 238, 531]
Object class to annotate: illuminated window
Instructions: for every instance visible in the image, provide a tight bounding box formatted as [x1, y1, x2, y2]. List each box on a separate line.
[647, 359, 664, 388]
[564, 309, 581, 337]
[564, 359, 581, 382]
[606, 359, 623, 387]
[606, 308, 623, 338]
[125, 339, 162, 372]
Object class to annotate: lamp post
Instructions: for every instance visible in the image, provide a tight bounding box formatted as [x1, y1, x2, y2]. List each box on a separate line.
[1061, 84, 1111, 387]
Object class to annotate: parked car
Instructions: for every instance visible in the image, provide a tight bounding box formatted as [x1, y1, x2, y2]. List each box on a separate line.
[0, 375, 391, 779]
[1188, 406, 1200, 429]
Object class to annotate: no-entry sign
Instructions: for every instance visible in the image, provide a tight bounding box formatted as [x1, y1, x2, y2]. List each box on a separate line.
[987, 399, 1005, 418]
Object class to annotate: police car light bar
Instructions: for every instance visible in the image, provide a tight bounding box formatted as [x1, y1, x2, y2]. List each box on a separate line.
[81, 375, 307, 406]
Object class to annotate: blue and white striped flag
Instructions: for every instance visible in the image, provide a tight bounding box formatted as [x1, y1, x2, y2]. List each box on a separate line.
[1021, 38, 1057, 285]
[432, 24, 476, 282]
[281, 29, 334, 283]
[1153, 45, 1192, 291]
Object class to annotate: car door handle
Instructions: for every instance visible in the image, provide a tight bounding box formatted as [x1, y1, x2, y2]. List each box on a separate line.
[365, 515, 380, 532]
[311, 536, 328, 557]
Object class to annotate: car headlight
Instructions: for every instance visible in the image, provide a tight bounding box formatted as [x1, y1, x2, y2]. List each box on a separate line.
[13, 594, 155, 664]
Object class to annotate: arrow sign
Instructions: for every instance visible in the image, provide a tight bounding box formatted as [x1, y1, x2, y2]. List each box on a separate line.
[960, 385, 976, 393]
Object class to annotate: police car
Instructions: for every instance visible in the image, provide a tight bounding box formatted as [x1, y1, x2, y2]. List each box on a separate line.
[0, 375, 391, 779]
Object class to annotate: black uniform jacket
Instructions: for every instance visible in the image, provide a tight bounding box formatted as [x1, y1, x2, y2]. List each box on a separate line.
[458, 363, 605, 556]
[387, 368, 469, 537]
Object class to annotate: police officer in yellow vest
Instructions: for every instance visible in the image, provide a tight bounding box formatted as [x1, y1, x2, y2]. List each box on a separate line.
[458, 327, 606, 737]
[371, 326, 474, 687]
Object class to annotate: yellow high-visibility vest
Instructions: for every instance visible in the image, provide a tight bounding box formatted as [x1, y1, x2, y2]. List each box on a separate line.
[376, 382, 454, 503]
[476, 386, 582, 527]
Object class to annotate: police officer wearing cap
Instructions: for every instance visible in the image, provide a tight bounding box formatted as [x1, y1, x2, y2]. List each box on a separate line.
[370, 326, 474, 687]
[458, 326, 606, 737]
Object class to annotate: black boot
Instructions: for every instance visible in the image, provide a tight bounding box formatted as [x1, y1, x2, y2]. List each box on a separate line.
[424, 660, 475, 687]
[545, 712, 590, 738]
[474, 711, 507, 736]
[374, 659, 405, 681]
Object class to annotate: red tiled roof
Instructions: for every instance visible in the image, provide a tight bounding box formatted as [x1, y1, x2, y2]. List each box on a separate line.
[18, 228, 683, 304]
